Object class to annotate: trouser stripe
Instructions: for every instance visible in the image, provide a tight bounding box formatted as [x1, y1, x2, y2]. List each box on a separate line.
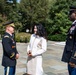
[6, 67, 9, 75]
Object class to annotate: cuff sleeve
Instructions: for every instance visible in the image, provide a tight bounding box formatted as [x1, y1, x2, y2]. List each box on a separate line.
[70, 57, 76, 64]
[32, 39, 47, 56]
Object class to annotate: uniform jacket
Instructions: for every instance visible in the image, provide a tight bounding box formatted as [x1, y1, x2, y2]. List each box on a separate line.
[2, 32, 18, 67]
[62, 20, 76, 64]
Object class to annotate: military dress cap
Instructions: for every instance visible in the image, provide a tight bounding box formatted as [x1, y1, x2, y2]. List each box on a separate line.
[69, 6, 76, 15]
[3, 21, 15, 28]
[70, 6, 76, 10]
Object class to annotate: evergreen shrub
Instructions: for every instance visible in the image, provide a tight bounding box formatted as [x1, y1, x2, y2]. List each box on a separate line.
[15, 32, 31, 43]
[48, 34, 66, 41]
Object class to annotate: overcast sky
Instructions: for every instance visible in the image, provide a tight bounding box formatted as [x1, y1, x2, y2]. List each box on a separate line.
[17, 0, 21, 3]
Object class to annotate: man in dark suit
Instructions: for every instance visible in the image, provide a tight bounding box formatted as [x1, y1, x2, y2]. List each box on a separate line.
[62, 6, 76, 75]
[2, 21, 19, 75]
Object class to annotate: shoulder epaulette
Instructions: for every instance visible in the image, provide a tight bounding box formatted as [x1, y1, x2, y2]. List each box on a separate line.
[4, 35, 9, 38]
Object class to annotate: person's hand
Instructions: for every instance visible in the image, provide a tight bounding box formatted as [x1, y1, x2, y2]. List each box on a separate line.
[16, 54, 19, 59]
[28, 53, 32, 57]
[27, 51, 31, 55]
[69, 62, 76, 67]
[27, 50, 32, 56]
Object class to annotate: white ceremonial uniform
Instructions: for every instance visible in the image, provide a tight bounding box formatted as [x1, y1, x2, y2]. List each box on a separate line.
[26, 34, 47, 75]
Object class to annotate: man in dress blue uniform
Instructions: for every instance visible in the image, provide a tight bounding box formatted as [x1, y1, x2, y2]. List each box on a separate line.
[62, 6, 76, 75]
[2, 21, 19, 75]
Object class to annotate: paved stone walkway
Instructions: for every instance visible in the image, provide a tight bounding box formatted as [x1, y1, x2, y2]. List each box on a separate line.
[0, 40, 69, 75]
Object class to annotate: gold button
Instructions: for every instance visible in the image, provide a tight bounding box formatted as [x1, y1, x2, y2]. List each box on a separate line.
[70, 36, 72, 39]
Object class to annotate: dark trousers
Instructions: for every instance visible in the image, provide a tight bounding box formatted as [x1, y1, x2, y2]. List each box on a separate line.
[4, 66, 16, 75]
[68, 64, 76, 75]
